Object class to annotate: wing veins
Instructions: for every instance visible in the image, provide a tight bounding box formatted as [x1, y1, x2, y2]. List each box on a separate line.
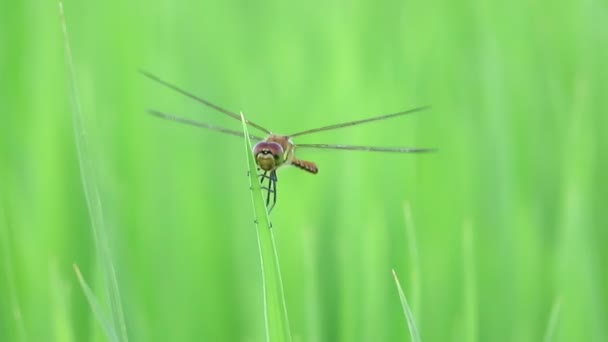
[288, 106, 429, 138]
[140, 70, 272, 135]
[149, 110, 264, 141]
[296, 143, 435, 153]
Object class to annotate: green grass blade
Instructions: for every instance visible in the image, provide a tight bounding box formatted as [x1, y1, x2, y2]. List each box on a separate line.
[543, 297, 561, 342]
[403, 202, 421, 319]
[59, 3, 129, 341]
[240, 112, 292, 342]
[392, 269, 422, 342]
[49, 262, 75, 342]
[463, 221, 478, 342]
[0, 200, 27, 342]
[73, 265, 120, 342]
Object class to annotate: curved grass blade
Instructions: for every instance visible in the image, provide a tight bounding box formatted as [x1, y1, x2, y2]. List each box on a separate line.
[0, 199, 27, 342]
[543, 297, 561, 342]
[392, 269, 422, 342]
[240, 112, 292, 342]
[73, 265, 120, 342]
[463, 221, 477, 342]
[403, 202, 421, 319]
[50, 261, 75, 342]
[59, 3, 128, 341]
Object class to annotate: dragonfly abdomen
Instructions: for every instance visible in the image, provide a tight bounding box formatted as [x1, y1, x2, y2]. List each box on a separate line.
[292, 159, 319, 174]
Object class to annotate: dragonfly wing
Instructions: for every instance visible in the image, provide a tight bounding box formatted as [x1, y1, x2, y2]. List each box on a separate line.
[296, 143, 435, 153]
[149, 109, 264, 141]
[141, 70, 272, 135]
[288, 106, 429, 138]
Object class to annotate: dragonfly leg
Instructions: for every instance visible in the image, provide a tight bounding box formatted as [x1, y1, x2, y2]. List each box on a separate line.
[258, 171, 278, 214]
[265, 176, 272, 209]
[259, 171, 274, 191]
[259, 171, 270, 189]
[267, 171, 278, 213]
[259, 171, 272, 206]
[258, 171, 271, 182]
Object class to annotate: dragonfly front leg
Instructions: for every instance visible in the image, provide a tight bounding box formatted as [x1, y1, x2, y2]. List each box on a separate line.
[258, 171, 278, 213]
[268, 171, 277, 213]
[259, 171, 271, 188]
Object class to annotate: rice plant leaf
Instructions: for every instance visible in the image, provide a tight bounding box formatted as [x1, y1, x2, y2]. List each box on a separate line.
[59, 3, 128, 341]
[0, 200, 27, 342]
[543, 297, 561, 342]
[463, 221, 477, 342]
[240, 112, 292, 342]
[392, 269, 422, 342]
[403, 202, 421, 319]
[73, 265, 120, 342]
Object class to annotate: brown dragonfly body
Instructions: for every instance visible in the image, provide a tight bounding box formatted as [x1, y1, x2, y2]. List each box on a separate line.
[142, 70, 431, 212]
[254, 135, 318, 174]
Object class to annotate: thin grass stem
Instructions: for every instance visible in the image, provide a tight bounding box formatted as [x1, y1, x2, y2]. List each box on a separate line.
[542, 297, 561, 342]
[73, 265, 120, 342]
[240, 112, 292, 341]
[0, 199, 27, 342]
[59, 3, 128, 341]
[403, 202, 421, 319]
[392, 269, 422, 342]
[463, 221, 478, 342]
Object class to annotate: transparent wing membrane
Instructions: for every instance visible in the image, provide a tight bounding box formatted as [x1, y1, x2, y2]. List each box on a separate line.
[140, 70, 272, 135]
[296, 144, 435, 153]
[288, 106, 429, 138]
[149, 109, 264, 141]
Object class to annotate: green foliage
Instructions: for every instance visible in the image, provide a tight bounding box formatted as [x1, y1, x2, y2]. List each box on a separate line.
[0, 0, 606, 341]
[60, 3, 129, 341]
[392, 269, 422, 342]
[241, 113, 292, 341]
[73, 265, 120, 342]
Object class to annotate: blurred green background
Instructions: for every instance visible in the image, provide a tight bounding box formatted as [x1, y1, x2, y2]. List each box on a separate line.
[1, 0, 606, 341]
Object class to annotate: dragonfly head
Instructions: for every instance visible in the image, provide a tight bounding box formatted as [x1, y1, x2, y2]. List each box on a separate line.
[253, 141, 284, 171]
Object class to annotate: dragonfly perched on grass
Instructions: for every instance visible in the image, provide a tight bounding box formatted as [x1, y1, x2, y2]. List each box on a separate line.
[142, 70, 433, 212]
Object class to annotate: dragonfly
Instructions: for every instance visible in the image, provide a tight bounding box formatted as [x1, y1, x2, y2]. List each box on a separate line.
[141, 70, 433, 212]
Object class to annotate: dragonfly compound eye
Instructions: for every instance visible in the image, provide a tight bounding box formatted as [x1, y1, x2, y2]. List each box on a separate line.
[253, 142, 284, 171]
